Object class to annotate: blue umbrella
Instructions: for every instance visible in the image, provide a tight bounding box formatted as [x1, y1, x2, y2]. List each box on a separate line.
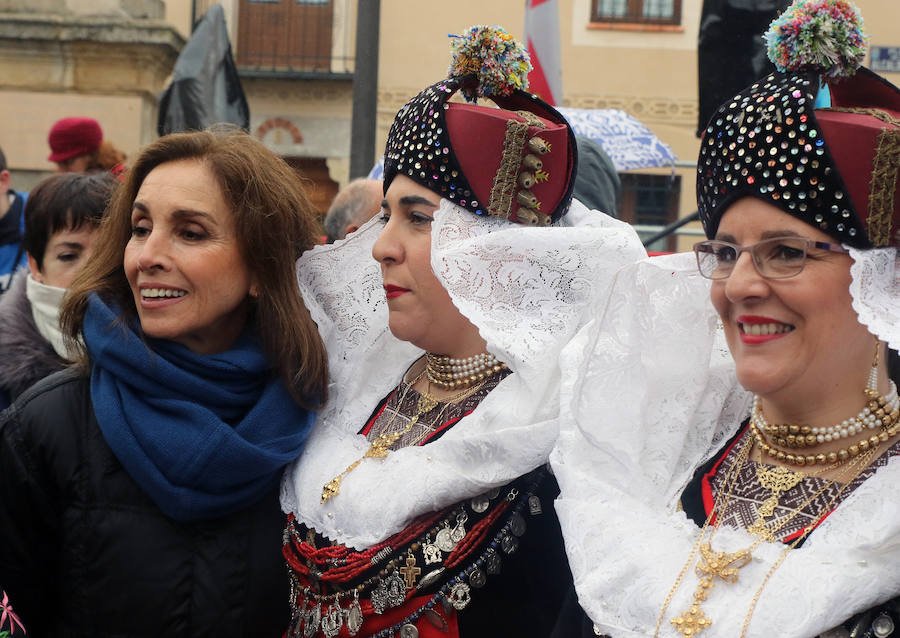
[555, 107, 676, 171]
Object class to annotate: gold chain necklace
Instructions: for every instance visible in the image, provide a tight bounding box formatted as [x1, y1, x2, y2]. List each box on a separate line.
[656, 433, 882, 638]
[320, 371, 488, 504]
[656, 434, 753, 638]
[737, 444, 879, 637]
[657, 338, 893, 636]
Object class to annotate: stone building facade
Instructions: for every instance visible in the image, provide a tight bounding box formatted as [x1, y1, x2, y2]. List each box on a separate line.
[1, 0, 896, 236]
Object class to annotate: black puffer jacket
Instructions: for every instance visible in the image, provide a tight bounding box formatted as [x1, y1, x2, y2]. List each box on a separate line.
[0, 370, 291, 637]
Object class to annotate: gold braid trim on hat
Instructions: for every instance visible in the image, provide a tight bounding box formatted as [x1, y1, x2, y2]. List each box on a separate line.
[488, 111, 551, 223]
[488, 119, 529, 219]
[515, 110, 546, 129]
[867, 127, 900, 247]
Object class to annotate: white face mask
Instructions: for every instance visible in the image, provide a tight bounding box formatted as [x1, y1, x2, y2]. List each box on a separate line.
[26, 274, 71, 359]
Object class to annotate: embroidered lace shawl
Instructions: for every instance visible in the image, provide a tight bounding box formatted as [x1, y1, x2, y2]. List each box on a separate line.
[551, 252, 900, 638]
[281, 198, 647, 550]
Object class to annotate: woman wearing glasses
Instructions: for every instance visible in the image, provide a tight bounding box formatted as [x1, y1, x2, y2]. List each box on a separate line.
[552, 2, 900, 636]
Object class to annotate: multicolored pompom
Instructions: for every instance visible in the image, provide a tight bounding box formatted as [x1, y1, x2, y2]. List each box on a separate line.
[448, 25, 532, 102]
[765, 0, 867, 81]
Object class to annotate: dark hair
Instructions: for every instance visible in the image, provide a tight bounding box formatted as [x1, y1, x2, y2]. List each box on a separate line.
[0, 146, 7, 172]
[61, 127, 329, 409]
[24, 173, 117, 269]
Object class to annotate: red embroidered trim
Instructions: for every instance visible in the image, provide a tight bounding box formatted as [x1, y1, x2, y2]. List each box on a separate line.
[700, 423, 751, 527]
[359, 391, 396, 437]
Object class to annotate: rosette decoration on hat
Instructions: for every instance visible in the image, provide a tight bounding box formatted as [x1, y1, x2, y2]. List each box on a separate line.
[698, 0, 900, 249]
[383, 25, 577, 226]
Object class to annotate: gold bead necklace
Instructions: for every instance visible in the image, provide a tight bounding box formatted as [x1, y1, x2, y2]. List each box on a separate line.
[425, 351, 508, 390]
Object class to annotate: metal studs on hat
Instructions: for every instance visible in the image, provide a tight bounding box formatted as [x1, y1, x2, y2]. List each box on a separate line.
[698, 71, 866, 243]
[384, 78, 485, 216]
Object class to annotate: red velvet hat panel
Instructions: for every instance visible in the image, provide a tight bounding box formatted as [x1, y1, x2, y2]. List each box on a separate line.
[817, 109, 900, 247]
[830, 67, 900, 114]
[819, 68, 900, 247]
[383, 75, 576, 225]
[446, 103, 571, 225]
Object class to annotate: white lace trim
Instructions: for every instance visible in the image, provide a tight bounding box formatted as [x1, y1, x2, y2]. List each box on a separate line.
[848, 246, 899, 352]
[552, 253, 900, 637]
[282, 199, 647, 549]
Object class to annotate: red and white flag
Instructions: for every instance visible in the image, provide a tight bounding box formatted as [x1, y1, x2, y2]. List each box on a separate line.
[524, 0, 562, 105]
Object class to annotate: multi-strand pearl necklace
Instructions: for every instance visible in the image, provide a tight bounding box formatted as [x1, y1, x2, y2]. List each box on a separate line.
[759, 383, 899, 447]
[426, 351, 507, 389]
[751, 380, 900, 467]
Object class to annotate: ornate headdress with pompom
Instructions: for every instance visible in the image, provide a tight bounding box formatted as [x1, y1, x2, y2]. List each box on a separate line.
[382, 25, 576, 226]
[697, 0, 900, 249]
[765, 0, 866, 81]
[447, 25, 532, 102]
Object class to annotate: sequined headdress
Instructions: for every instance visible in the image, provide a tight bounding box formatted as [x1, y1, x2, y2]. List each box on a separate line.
[383, 26, 577, 226]
[698, 0, 900, 248]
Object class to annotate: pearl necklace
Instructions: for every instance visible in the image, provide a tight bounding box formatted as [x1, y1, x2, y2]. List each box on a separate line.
[425, 351, 507, 389]
[760, 384, 899, 445]
[750, 381, 900, 467]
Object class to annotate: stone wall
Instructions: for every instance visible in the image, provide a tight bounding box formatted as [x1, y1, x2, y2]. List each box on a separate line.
[0, 0, 183, 176]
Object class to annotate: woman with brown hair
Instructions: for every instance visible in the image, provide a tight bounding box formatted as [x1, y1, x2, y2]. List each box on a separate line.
[0, 126, 328, 637]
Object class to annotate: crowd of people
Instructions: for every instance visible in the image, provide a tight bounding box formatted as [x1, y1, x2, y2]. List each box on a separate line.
[0, 1, 898, 637]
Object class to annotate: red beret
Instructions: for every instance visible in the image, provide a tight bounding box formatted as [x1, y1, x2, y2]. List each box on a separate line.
[47, 117, 103, 163]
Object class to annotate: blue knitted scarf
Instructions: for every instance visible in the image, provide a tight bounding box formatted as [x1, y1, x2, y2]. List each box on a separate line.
[83, 294, 315, 521]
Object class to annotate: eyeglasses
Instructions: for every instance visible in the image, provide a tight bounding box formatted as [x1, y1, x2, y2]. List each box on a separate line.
[693, 236, 849, 280]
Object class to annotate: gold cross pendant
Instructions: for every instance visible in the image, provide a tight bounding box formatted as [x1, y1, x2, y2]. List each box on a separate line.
[670, 543, 752, 636]
[671, 604, 712, 636]
[696, 543, 751, 584]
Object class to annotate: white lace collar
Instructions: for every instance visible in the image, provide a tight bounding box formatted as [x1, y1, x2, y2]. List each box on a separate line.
[847, 246, 899, 351]
[280, 199, 647, 550]
[551, 253, 900, 638]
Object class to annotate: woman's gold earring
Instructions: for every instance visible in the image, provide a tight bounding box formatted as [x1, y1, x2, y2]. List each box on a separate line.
[868, 335, 882, 392]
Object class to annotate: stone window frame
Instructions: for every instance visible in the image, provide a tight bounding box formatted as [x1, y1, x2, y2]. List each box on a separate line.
[590, 0, 683, 28]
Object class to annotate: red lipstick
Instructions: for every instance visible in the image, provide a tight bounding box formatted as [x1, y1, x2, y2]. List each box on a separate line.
[383, 284, 410, 299]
